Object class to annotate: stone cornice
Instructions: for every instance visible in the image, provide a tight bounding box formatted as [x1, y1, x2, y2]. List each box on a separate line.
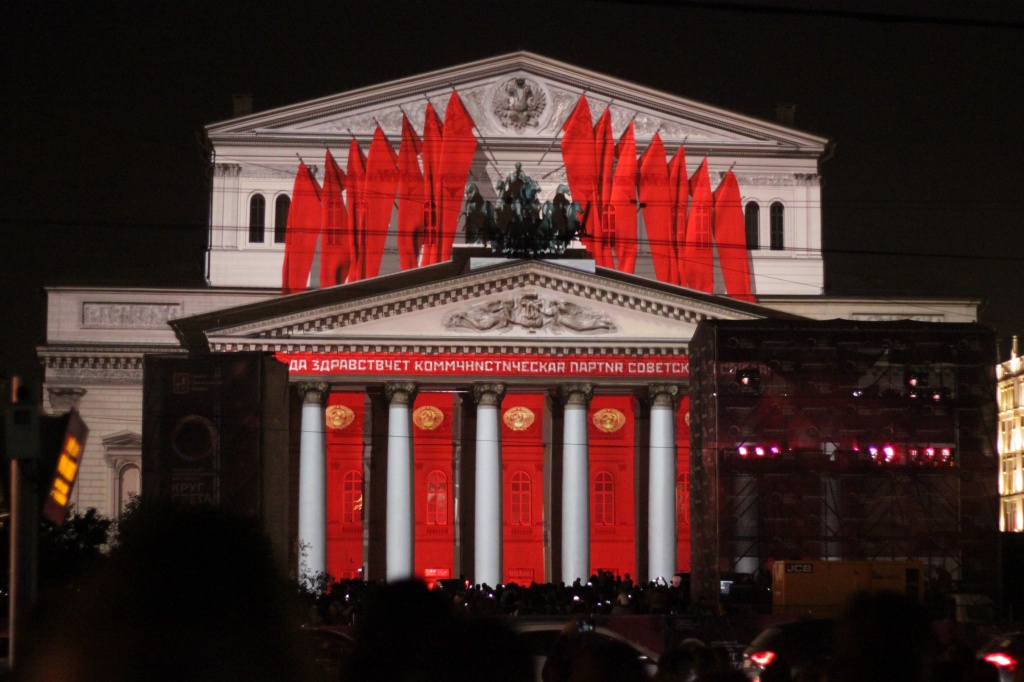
[217, 262, 744, 341]
[209, 340, 688, 355]
[39, 344, 185, 385]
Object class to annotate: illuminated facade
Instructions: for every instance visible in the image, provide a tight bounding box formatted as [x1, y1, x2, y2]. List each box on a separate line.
[37, 53, 983, 583]
[997, 337, 1024, 532]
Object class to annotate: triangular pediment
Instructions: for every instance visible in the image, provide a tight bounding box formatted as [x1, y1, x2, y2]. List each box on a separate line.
[175, 258, 799, 355]
[206, 52, 827, 156]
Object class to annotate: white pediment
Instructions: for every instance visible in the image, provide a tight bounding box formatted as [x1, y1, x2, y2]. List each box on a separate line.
[206, 52, 827, 153]
[197, 259, 777, 354]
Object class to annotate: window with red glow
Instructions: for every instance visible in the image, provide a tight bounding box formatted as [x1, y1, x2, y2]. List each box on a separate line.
[693, 204, 711, 248]
[427, 470, 448, 525]
[423, 201, 438, 244]
[593, 472, 615, 526]
[603, 204, 616, 245]
[676, 472, 690, 526]
[342, 470, 363, 524]
[511, 471, 532, 526]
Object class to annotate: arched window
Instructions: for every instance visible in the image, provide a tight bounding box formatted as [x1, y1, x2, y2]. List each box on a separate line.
[248, 194, 266, 243]
[769, 202, 785, 251]
[119, 464, 140, 518]
[676, 472, 690, 527]
[693, 204, 712, 249]
[593, 471, 614, 526]
[511, 471, 532, 526]
[274, 195, 290, 244]
[342, 470, 363, 524]
[427, 470, 448, 525]
[744, 201, 760, 250]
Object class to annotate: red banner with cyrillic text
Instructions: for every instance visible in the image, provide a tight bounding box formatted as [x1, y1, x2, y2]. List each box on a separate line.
[277, 352, 689, 379]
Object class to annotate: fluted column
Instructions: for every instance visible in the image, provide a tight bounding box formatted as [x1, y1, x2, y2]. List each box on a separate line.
[648, 383, 681, 583]
[473, 383, 506, 587]
[385, 382, 418, 582]
[560, 382, 593, 584]
[298, 382, 329, 580]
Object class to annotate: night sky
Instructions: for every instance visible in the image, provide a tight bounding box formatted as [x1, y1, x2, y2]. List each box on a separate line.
[3, 1, 1023, 384]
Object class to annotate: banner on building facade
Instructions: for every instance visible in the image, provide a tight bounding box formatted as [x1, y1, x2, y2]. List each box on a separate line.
[277, 352, 689, 379]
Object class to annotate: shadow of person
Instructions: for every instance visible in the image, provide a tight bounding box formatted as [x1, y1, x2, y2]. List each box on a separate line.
[19, 500, 316, 682]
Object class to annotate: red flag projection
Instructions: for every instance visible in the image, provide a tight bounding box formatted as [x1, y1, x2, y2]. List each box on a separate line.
[420, 104, 444, 266]
[638, 135, 674, 283]
[281, 161, 322, 295]
[413, 393, 455, 585]
[502, 393, 546, 585]
[345, 140, 367, 282]
[397, 116, 424, 271]
[610, 122, 638, 273]
[713, 170, 756, 302]
[362, 127, 399, 279]
[589, 395, 636, 580]
[560, 96, 599, 261]
[325, 392, 365, 581]
[676, 395, 692, 573]
[682, 160, 714, 293]
[668, 147, 689, 287]
[320, 151, 349, 288]
[435, 92, 478, 264]
[594, 108, 616, 268]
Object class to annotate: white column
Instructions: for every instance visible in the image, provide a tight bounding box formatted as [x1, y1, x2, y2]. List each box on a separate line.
[473, 383, 506, 587]
[561, 383, 593, 584]
[648, 383, 680, 583]
[298, 382, 328, 580]
[385, 382, 417, 582]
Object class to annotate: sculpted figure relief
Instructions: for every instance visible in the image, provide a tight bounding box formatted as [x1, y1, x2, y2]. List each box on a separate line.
[445, 293, 616, 334]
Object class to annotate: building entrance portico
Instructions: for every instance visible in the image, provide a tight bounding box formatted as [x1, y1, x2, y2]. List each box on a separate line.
[170, 255, 781, 583]
[295, 374, 686, 586]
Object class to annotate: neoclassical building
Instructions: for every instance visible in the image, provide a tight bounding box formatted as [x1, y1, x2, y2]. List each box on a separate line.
[997, 337, 1024, 532]
[38, 53, 982, 583]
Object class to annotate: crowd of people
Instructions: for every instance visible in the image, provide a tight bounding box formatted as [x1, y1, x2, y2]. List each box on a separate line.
[12, 501, 1013, 681]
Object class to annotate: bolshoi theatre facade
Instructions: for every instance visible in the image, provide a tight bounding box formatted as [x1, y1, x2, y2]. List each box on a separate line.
[38, 53, 981, 584]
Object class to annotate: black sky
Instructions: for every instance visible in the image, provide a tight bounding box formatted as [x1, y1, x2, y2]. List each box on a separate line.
[3, 1, 1023, 383]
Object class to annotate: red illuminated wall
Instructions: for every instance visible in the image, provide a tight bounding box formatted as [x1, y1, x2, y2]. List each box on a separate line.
[502, 393, 546, 585]
[589, 396, 636, 579]
[676, 395, 691, 572]
[326, 392, 365, 580]
[413, 393, 455, 586]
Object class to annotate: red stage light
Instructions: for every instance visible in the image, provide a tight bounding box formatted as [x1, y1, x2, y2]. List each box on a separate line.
[755, 446, 765, 456]
[738, 446, 749, 456]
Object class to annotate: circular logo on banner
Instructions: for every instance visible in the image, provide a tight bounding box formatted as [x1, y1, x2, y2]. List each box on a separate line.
[325, 405, 355, 431]
[413, 406, 445, 431]
[503, 407, 536, 431]
[171, 415, 217, 462]
[593, 408, 626, 433]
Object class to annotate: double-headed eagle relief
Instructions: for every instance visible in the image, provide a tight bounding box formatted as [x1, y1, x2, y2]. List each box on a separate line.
[493, 77, 547, 131]
[445, 293, 616, 335]
[463, 165, 588, 259]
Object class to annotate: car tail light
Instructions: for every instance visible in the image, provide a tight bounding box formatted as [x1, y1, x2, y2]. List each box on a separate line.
[984, 652, 1016, 669]
[750, 651, 776, 667]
